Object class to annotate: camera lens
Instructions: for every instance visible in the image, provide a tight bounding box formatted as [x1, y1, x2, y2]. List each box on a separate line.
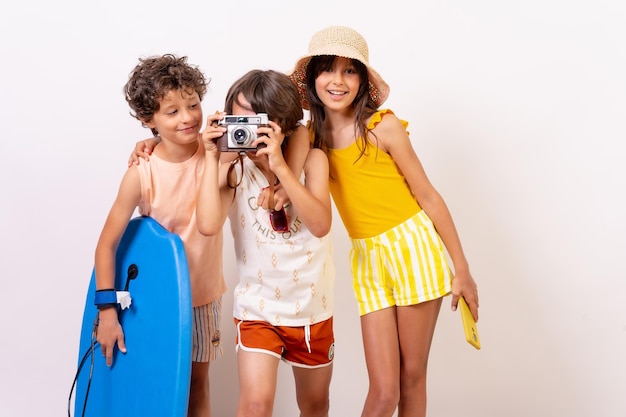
[233, 128, 249, 145]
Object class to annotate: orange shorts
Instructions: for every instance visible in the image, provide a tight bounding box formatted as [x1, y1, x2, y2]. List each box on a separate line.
[234, 317, 335, 368]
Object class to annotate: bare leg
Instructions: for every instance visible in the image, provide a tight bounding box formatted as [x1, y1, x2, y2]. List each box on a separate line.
[360, 307, 401, 417]
[396, 298, 442, 417]
[188, 361, 211, 417]
[292, 363, 333, 417]
[236, 349, 280, 417]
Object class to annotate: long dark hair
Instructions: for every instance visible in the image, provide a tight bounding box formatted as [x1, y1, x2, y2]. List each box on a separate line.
[305, 55, 378, 160]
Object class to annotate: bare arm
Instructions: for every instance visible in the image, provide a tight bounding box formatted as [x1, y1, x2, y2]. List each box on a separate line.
[283, 124, 310, 178]
[256, 123, 331, 237]
[196, 113, 235, 236]
[94, 167, 142, 365]
[258, 124, 311, 210]
[376, 113, 479, 320]
[292, 148, 332, 236]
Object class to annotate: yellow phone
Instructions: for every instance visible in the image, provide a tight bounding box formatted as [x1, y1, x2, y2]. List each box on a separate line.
[459, 297, 481, 350]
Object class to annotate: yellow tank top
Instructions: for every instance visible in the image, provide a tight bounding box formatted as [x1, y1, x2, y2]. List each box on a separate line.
[327, 109, 421, 238]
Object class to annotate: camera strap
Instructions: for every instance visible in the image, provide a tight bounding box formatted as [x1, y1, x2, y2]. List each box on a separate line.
[268, 172, 276, 208]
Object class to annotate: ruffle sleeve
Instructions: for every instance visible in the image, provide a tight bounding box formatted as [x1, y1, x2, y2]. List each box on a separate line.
[367, 109, 409, 132]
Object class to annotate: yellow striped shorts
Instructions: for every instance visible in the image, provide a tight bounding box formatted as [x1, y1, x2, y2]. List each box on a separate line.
[350, 210, 452, 316]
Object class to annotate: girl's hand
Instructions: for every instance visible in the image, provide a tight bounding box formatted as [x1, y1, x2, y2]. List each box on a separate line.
[254, 121, 290, 210]
[201, 112, 227, 160]
[254, 120, 287, 173]
[128, 137, 160, 167]
[451, 270, 479, 321]
[257, 184, 291, 211]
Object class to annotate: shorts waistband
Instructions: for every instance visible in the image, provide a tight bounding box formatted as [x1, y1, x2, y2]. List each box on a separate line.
[351, 210, 427, 251]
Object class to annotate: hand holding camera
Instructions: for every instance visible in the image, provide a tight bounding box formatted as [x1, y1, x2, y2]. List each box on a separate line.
[217, 113, 270, 152]
[200, 112, 229, 159]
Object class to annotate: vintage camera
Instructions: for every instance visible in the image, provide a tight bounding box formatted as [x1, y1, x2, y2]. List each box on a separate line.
[217, 113, 269, 152]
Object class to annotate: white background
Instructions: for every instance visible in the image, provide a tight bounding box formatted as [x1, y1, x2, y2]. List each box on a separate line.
[1, 0, 625, 416]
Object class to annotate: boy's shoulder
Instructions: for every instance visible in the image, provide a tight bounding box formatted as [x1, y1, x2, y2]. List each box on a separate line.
[137, 145, 205, 167]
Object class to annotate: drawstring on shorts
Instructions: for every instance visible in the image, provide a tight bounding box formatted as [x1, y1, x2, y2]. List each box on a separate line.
[304, 324, 311, 353]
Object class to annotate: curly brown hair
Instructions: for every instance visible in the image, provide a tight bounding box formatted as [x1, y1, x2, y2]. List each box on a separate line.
[124, 54, 208, 133]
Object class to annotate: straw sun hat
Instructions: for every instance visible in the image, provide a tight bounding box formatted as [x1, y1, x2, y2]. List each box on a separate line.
[289, 25, 390, 110]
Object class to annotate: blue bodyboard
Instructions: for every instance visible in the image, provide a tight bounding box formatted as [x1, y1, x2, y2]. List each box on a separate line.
[74, 216, 192, 417]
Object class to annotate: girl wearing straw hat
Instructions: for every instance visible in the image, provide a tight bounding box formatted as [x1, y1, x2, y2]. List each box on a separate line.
[289, 25, 480, 417]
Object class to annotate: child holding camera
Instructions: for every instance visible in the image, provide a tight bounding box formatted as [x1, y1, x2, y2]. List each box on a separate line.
[128, 107, 310, 213]
[94, 54, 226, 417]
[197, 69, 335, 417]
